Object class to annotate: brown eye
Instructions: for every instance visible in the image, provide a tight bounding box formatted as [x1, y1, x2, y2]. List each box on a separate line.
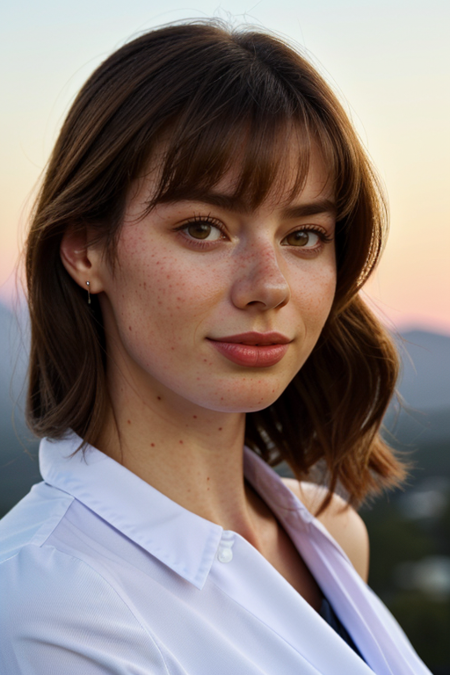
[284, 230, 320, 247]
[182, 220, 224, 242]
[187, 222, 212, 239]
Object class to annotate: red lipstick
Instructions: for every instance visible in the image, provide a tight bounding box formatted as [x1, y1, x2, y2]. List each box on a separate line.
[208, 332, 292, 367]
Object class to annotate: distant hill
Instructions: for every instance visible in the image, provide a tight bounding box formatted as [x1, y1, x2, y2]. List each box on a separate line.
[383, 331, 450, 482]
[1, 301, 449, 516]
[0, 302, 45, 515]
[0, 301, 29, 410]
[394, 330, 450, 410]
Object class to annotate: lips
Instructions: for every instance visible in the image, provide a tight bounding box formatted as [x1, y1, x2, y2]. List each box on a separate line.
[209, 331, 291, 346]
[207, 332, 292, 367]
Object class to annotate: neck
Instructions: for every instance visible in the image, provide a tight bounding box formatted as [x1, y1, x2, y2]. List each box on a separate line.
[96, 365, 272, 544]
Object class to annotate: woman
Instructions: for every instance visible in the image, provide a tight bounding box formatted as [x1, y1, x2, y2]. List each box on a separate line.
[0, 20, 429, 674]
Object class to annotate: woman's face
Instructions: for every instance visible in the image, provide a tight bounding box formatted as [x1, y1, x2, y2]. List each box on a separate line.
[96, 146, 337, 413]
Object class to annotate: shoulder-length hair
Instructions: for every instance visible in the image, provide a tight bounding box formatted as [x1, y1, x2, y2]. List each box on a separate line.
[25, 20, 406, 510]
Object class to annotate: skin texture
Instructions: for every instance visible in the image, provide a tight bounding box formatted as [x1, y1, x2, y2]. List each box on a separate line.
[283, 479, 370, 583]
[60, 145, 369, 605]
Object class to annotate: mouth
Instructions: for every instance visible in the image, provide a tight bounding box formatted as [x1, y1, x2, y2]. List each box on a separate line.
[208, 331, 292, 346]
[207, 332, 292, 367]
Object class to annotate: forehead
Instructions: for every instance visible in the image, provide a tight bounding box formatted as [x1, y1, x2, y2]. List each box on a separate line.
[133, 133, 335, 216]
[213, 144, 333, 205]
[192, 155, 335, 223]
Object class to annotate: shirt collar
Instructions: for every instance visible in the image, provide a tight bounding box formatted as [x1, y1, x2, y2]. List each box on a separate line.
[39, 431, 309, 590]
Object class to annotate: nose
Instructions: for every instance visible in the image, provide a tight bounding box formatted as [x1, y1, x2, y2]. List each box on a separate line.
[230, 240, 291, 311]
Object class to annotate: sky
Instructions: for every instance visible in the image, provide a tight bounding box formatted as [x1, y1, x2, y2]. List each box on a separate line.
[1, 0, 449, 334]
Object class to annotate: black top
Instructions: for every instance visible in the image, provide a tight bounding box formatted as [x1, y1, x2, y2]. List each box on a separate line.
[319, 596, 367, 663]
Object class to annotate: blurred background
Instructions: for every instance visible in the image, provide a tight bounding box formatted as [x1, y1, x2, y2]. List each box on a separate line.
[1, 1, 449, 671]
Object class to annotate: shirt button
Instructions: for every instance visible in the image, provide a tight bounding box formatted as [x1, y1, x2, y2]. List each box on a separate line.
[217, 530, 235, 563]
[218, 548, 233, 563]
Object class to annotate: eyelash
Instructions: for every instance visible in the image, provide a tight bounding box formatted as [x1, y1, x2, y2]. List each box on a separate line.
[175, 216, 333, 252]
[174, 215, 226, 249]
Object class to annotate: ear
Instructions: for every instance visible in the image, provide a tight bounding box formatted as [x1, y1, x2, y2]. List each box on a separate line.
[60, 228, 105, 296]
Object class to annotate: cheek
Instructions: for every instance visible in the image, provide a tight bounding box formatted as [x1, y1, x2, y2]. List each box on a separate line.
[292, 259, 337, 328]
[110, 240, 224, 349]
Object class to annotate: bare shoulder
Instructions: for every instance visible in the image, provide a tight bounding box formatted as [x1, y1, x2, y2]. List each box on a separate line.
[281, 478, 370, 583]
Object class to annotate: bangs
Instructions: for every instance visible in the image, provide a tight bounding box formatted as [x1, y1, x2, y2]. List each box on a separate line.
[137, 48, 360, 218]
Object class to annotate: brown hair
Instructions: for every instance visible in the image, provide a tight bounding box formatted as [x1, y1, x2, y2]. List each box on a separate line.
[25, 20, 406, 511]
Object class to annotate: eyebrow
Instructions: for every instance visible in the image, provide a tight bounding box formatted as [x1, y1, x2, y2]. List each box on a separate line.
[158, 191, 336, 219]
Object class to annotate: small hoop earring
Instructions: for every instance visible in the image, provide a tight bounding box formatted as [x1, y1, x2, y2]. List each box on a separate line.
[86, 281, 91, 305]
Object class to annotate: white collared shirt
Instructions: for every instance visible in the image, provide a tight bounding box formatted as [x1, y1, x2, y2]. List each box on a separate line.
[0, 432, 430, 675]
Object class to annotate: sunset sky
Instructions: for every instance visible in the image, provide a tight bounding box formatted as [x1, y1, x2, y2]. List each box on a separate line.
[1, 0, 449, 334]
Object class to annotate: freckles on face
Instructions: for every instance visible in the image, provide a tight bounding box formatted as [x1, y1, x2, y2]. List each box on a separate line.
[103, 211, 227, 390]
[293, 257, 336, 332]
[99, 149, 337, 413]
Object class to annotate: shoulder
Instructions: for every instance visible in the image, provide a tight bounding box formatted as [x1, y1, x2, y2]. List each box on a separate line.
[0, 481, 73, 563]
[0, 544, 170, 675]
[281, 478, 370, 583]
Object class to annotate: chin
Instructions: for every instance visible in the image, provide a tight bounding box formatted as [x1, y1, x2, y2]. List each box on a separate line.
[199, 387, 285, 414]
